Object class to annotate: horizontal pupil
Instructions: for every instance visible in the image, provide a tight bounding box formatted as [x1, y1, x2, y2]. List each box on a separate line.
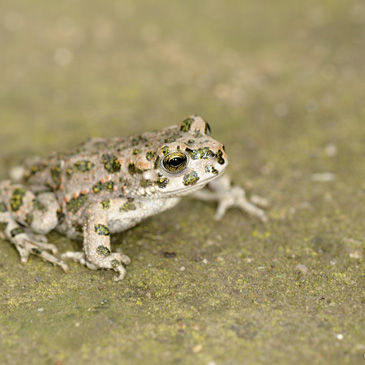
[170, 157, 183, 166]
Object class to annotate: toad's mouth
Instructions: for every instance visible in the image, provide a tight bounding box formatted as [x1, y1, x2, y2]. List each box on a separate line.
[159, 165, 228, 197]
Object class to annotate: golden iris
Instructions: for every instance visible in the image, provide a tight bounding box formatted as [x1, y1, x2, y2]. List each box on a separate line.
[162, 152, 188, 173]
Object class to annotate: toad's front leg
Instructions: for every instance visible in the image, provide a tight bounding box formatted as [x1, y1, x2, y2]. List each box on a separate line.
[193, 174, 268, 222]
[62, 202, 131, 281]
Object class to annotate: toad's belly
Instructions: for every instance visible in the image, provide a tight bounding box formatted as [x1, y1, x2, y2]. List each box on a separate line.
[108, 196, 181, 233]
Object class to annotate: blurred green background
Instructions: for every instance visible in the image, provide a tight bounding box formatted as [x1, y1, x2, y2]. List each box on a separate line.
[0, 0, 364, 364]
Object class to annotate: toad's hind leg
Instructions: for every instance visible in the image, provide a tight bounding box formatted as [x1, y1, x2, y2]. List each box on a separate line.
[0, 180, 68, 271]
[0, 212, 68, 272]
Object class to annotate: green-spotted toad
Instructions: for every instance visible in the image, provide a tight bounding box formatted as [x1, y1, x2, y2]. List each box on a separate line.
[0, 116, 267, 281]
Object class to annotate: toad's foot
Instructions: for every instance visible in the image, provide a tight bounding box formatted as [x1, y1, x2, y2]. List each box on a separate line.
[0, 209, 68, 271]
[193, 175, 268, 222]
[9, 229, 68, 272]
[61, 251, 131, 281]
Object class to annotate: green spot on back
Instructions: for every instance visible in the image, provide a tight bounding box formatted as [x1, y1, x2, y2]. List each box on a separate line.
[131, 135, 148, 146]
[102, 154, 121, 173]
[119, 178, 132, 188]
[74, 160, 95, 172]
[50, 165, 61, 186]
[164, 132, 181, 143]
[66, 193, 88, 213]
[128, 163, 144, 175]
[10, 188, 26, 212]
[25, 163, 48, 181]
[92, 181, 115, 193]
[146, 151, 156, 161]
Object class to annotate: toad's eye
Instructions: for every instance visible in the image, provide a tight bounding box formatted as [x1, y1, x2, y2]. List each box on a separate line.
[162, 152, 188, 173]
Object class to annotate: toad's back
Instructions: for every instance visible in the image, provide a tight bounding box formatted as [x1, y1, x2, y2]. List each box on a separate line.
[21, 127, 177, 200]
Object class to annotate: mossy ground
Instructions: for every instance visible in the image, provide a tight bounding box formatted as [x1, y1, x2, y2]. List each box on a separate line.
[0, 0, 364, 364]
